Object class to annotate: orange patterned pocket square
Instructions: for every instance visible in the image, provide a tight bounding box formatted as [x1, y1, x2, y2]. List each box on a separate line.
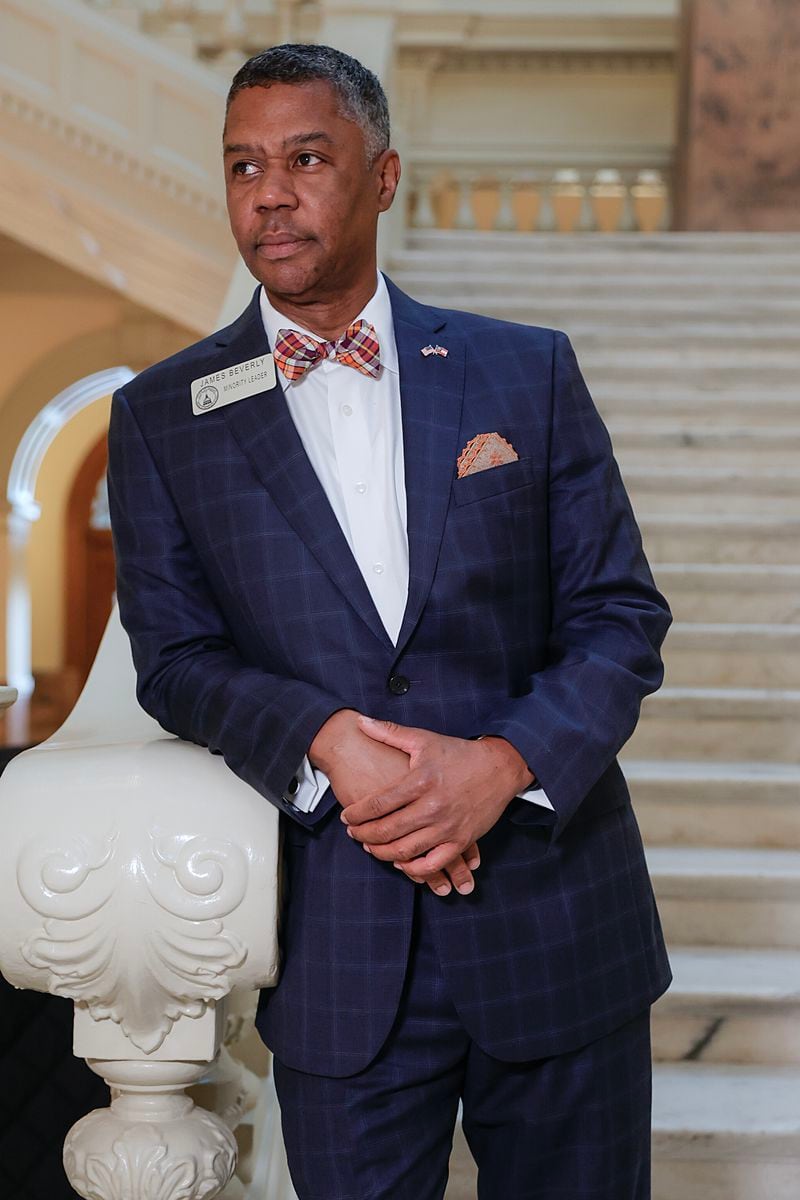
[457, 432, 519, 478]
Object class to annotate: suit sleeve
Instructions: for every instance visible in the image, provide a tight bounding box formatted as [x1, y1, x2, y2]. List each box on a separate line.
[106, 386, 346, 826]
[475, 331, 672, 843]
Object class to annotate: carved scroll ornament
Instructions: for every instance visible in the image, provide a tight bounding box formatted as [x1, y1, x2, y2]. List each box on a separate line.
[18, 828, 249, 1053]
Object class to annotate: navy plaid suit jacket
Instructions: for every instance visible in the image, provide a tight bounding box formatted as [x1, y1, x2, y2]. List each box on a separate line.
[107, 275, 673, 1076]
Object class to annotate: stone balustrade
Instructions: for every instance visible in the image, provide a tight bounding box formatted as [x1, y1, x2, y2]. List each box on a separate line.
[409, 165, 671, 234]
[0, 608, 288, 1200]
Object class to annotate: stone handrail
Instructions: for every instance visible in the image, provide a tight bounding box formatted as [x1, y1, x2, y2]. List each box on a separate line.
[0, 606, 284, 1199]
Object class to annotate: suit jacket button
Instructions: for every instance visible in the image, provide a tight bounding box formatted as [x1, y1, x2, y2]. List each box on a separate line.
[388, 673, 410, 695]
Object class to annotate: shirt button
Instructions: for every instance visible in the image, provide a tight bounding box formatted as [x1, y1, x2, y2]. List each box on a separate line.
[355, 482, 367, 494]
[388, 674, 411, 695]
[341, 404, 353, 416]
[372, 562, 384, 574]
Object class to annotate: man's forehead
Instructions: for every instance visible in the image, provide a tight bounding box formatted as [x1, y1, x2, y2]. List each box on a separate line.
[223, 130, 335, 154]
[223, 83, 360, 147]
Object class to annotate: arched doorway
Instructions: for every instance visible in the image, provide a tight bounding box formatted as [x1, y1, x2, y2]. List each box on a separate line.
[65, 435, 115, 689]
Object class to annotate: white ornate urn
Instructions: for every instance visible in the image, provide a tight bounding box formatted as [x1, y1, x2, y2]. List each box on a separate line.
[0, 606, 282, 1200]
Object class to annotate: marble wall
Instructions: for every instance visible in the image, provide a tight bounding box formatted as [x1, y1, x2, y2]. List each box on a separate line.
[676, 0, 800, 230]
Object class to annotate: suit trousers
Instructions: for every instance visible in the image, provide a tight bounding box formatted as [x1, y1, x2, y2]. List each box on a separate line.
[272, 882, 654, 1200]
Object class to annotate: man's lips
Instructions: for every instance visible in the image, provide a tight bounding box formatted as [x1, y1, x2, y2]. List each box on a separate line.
[256, 235, 310, 261]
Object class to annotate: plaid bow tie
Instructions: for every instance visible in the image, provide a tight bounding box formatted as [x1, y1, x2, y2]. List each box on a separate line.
[273, 320, 381, 382]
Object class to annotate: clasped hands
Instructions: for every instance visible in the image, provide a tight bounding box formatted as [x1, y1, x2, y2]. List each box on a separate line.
[308, 709, 534, 897]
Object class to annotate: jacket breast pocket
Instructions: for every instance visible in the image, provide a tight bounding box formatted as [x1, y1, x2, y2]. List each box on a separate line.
[451, 456, 540, 506]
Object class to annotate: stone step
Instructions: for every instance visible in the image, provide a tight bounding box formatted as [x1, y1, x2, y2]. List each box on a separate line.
[392, 269, 800, 305]
[632, 687, 800, 762]
[651, 1063, 800, 1200]
[610, 423, 800, 469]
[596, 378, 799, 402]
[392, 290, 800, 331]
[662, 624, 800, 688]
[409, 300, 800, 347]
[402, 228, 800, 265]
[398, 262, 800, 288]
[651, 565, 800, 625]
[447, 1062, 800, 1199]
[596, 389, 799, 424]
[638, 513, 800, 566]
[596, 367, 799, 399]
[624, 445, 800, 468]
[646, 845, 800, 948]
[624, 759, 800, 849]
[652, 945, 800, 1066]
[403, 227, 800, 247]
[583, 344, 800, 368]
[622, 467, 800, 496]
[630, 490, 799, 518]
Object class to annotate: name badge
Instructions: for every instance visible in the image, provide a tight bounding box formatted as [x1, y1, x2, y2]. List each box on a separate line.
[191, 354, 277, 415]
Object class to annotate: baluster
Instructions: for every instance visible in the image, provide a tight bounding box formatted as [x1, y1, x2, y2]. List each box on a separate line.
[453, 174, 476, 231]
[630, 169, 668, 233]
[513, 177, 542, 233]
[495, 179, 517, 232]
[64, 1059, 237, 1200]
[413, 171, 438, 229]
[549, 169, 585, 234]
[588, 168, 628, 233]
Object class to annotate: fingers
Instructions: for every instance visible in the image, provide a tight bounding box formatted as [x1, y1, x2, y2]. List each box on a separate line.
[341, 769, 433, 828]
[353, 824, 444, 863]
[462, 841, 480, 870]
[344, 798, 434, 847]
[356, 716, 425, 756]
[395, 854, 475, 897]
[442, 854, 475, 895]
[402, 866, 453, 897]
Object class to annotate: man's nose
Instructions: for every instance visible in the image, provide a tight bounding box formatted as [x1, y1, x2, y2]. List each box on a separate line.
[253, 167, 298, 210]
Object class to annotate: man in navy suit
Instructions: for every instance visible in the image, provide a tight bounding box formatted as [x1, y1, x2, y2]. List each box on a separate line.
[107, 43, 672, 1199]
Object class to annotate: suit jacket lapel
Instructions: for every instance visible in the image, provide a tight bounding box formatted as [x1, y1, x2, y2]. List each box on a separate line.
[386, 278, 465, 657]
[212, 278, 465, 660]
[215, 289, 395, 651]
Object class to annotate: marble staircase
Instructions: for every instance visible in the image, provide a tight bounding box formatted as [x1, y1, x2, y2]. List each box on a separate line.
[388, 231, 800, 1200]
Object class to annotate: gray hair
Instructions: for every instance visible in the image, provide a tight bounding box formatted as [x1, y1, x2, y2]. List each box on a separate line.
[226, 43, 390, 165]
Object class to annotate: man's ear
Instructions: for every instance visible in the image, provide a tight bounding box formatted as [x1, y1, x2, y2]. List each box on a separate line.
[375, 149, 401, 213]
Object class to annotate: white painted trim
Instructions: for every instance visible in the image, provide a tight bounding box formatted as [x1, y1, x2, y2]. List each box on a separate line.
[4, 366, 134, 695]
[7, 366, 134, 522]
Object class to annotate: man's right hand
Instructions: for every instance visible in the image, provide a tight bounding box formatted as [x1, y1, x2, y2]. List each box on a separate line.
[309, 709, 479, 896]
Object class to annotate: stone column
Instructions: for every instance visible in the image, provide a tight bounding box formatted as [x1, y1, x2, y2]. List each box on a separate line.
[317, 1, 402, 264]
[675, 0, 800, 230]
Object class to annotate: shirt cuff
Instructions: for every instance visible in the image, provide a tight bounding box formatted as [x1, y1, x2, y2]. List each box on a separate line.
[282, 753, 331, 814]
[515, 780, 555, 810]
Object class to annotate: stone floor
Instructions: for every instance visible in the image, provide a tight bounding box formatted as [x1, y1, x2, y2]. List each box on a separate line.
[446, 1125, 477, 1198]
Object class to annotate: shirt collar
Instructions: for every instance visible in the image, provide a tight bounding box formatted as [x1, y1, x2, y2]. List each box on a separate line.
[258, 271, 399, 378]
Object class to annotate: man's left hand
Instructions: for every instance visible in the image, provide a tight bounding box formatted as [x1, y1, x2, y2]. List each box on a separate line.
[340, 718, 535, 884]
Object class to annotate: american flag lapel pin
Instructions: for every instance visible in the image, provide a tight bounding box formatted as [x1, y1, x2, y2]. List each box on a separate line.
[421, 344, 448, 358]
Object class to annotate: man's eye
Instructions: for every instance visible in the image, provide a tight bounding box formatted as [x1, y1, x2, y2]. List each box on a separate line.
[296, 152, 322, 167]
[231, 161, 257, 176]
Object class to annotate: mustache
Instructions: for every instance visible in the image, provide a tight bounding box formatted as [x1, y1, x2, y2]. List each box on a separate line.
[255, 230, 313, 243]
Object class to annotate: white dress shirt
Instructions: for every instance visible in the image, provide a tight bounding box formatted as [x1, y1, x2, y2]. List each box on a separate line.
[259, 273, 553, 815]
